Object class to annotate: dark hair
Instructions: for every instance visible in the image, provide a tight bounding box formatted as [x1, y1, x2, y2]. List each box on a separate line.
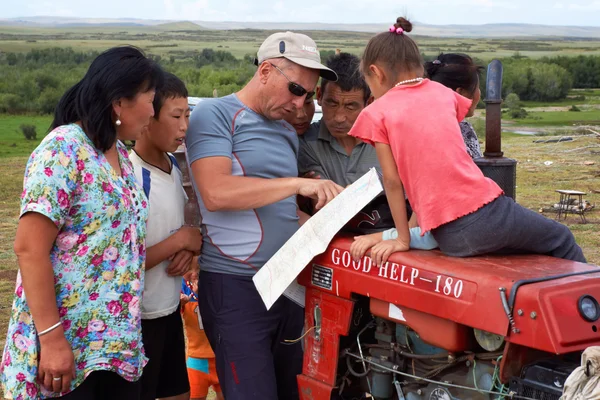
[361, 17, 423, 81]
[425, 53, 483, 95]
[51, 46, 163, 152]
[321, 52, 371, 103]
[153, 71, 189, 119]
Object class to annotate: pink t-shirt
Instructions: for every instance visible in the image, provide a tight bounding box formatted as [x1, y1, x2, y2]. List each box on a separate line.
[348, 79, 503, 234]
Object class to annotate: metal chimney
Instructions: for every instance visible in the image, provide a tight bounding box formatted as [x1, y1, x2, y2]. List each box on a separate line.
[474, 60, 518, 199]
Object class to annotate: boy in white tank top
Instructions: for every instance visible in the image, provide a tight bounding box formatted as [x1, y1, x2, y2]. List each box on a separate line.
[130, 72, 202, 400]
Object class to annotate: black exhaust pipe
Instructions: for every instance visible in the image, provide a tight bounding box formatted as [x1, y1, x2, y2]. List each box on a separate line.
[475, 60, 518, 200]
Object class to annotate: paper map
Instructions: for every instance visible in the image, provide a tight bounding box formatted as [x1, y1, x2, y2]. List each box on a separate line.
[282, 279, 306, 308]
[253, 168, 384, 310]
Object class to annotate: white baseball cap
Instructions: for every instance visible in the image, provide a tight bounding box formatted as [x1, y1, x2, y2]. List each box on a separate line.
[254, 31, 338, 81]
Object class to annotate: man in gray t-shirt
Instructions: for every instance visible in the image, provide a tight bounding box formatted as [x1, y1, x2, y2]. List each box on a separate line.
[186, 32, 341, 400]
[298, 52, 377, 186]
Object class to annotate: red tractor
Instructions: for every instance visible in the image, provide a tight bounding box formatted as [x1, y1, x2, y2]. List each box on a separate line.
[295, 237, 598, 400]
[293, 61, 599, 400]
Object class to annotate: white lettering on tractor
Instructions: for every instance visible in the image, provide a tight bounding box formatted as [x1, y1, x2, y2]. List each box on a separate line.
[332, 248, 341, 265]
[399, 265, 409, 283]
[378, 262, 389, 279]
[342, 251, 351, 268]
[362, 257, 373, 274]
[390, 263, 399, 281]
[329, 249, 465, 299]
[351, 258, 361, 271]
[434, 275, 464, 299]
[410, 268, 419, 286]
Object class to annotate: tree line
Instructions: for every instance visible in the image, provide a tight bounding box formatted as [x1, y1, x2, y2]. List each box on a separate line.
[0, 47, 598, 114]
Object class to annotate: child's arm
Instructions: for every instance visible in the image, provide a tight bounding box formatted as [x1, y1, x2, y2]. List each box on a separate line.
[350, 231, 385, 261]
[145, 226, 202, 271]
[370, 143, 410, 265]
[180, 292, 191, 306]
[375, 143, 410, 245]
[166, 250, 195, 277]
[408, 212, 419, 229]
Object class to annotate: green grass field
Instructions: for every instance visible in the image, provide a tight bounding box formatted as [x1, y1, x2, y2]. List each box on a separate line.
[3, 25, 600, 60]
[512, 109, 600, 126]
[0, 115, 53, 158]
[521, 89, 600, 108]
[499, 89, 600, 131]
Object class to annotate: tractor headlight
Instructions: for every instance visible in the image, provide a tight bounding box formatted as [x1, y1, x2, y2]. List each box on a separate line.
[578, 295, 600, 322]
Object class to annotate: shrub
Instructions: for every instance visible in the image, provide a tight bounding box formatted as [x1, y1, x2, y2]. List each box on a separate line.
[20, 124, 37, 140]
[504, 93, 521, 110]
[509, 108, 528, 119]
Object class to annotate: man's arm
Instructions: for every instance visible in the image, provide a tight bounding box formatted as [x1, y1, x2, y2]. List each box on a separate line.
[191, 157, 343, 212]
[187, 101, 342, 212]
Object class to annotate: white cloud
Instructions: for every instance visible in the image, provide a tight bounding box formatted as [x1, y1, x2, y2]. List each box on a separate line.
[568, 0, 600, 9]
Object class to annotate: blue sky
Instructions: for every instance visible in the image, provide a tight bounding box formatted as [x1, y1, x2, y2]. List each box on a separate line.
[3, 0, 600, 26]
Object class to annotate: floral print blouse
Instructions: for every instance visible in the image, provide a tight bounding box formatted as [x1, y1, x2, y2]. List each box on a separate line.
[459, 120, 483, 159]
[1, 124, 148, 399]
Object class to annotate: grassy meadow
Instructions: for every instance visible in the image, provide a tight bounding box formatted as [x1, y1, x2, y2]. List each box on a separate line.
[2, 24, 600, 60]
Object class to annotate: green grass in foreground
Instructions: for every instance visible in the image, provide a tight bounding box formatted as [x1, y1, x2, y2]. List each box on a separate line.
[0, 115, 53, 158]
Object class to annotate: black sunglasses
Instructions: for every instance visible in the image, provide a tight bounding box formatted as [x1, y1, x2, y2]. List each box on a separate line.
[269, 62, 315, 99]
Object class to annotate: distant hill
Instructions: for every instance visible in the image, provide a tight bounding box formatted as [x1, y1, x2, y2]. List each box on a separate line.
[58, 22, 148, 28]
[155, 21, 205, 31]
[0, 16, 168, 26]
[1, 17, 600, 38]
[191, 21, 600, 38]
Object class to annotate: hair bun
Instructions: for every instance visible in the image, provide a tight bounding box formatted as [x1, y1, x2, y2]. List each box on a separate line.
[424, 61, 443, 78]
[395, 17, 413, 33]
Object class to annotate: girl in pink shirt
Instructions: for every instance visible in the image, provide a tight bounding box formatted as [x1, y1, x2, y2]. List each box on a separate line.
[348, 17, 586, 265]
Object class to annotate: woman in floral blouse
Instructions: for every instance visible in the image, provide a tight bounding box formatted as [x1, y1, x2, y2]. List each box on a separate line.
[1, 46, 163, 399]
